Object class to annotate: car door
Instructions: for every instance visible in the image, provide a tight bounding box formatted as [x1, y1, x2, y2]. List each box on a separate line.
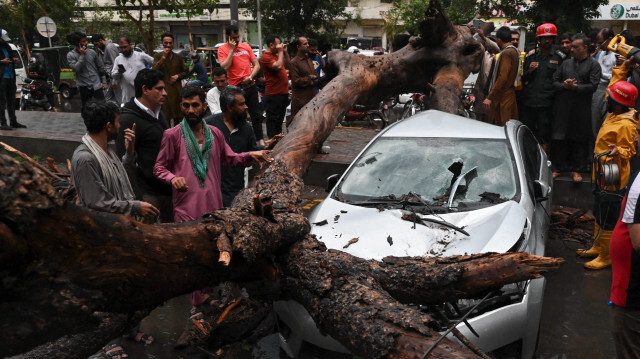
[518, 126, 551, 256]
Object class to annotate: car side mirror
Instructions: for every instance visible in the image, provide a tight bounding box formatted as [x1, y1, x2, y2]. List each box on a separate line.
[326, 174, 339, 192]
[533, 180, 551, 202]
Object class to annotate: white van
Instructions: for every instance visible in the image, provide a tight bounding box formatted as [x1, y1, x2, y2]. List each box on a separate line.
[7, 43, 27, 100]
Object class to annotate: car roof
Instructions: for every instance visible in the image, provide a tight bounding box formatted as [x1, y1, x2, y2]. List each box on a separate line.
[382, 110, 508, 139]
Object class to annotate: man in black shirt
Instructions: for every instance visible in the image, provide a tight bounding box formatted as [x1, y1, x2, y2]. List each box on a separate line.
[115, 69, 173, 222]
[205, 86, 281, 206]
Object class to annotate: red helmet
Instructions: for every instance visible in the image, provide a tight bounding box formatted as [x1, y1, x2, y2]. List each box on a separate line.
[536, 23, 557, 37]
[607, 81, 638, 107]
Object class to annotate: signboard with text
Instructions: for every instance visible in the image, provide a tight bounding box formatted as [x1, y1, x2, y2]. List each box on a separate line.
[596, 4, 640, 20]
[154, 9, 211, 21]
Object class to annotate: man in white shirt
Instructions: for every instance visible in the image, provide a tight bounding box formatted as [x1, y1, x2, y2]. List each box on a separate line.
[206, 67, 229, 115]
[111, 37, 154, 106]
[592, 28, 617, 137]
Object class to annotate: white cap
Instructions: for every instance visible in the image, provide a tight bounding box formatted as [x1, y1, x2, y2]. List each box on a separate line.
[1, 29, 10, 42]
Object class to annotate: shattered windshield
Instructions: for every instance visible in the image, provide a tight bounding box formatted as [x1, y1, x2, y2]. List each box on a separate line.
[335, 137, 519, 210]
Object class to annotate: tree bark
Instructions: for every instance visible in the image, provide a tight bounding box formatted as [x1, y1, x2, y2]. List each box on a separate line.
[0, 1, 563, 358]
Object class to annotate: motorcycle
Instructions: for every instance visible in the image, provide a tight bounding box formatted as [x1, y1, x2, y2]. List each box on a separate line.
[19, 77, 54, 111]
[401, 93, 428, 119]
[461, 85, 475, 119]
[339, 102, 389, 130]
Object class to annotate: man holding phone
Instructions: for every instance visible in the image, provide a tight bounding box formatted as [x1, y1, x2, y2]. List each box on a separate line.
[217, 25, 265, 146]
[112, 37, 154, 106]
[66, 31, 108, 107]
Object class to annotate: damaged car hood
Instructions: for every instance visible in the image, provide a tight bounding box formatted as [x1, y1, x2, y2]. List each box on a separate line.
[309, 199, 527, 261]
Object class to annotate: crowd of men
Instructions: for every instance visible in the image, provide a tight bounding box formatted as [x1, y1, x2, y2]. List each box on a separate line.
[6, 20, 640, 358]
[475, 22, 640, 357]
[64, 26, 281, 356]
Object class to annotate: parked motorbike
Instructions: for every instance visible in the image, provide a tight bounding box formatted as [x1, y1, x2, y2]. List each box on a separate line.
[401, 93, 428, 119]
[19, 77, 54, 111]
[339, 102, 389, 130]
[461, 85, 475, 119]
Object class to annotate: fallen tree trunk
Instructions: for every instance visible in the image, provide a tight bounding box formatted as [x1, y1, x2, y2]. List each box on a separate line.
[0, 153, 563, 358]
[1, 1, 563, 358]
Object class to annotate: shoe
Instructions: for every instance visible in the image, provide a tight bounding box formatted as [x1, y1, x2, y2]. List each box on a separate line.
[10, 122, 26, 129]
[552, 172, 560, 179]
[577, 223, 602, 258]
[0, 124, 13, 130]
[572, 172, 583, 183]
[585, 229, 611, 269]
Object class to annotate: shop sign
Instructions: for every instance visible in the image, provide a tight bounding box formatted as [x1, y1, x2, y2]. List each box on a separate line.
[154, 9, 211, 21]
[596, 4, 640, 20]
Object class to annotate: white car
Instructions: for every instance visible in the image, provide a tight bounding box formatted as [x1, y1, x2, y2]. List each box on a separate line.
[276, 110, 553, 359]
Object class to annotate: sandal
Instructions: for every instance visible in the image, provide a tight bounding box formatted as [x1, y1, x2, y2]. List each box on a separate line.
[103, 343, 128, 359]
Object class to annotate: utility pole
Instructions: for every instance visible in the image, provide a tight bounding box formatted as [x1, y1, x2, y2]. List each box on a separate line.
[257, 0, 262, 57]
[230, 0, 238, 26]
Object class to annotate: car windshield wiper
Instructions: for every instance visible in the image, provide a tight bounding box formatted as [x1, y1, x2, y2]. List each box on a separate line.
[347, 193, 468, 236]
[404, 192, 469, 236]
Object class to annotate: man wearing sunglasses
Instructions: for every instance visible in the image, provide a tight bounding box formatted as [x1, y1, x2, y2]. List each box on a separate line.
[154, 86, 272, 222]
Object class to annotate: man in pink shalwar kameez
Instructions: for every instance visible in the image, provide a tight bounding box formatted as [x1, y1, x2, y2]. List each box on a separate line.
[153, 87, 271, 223]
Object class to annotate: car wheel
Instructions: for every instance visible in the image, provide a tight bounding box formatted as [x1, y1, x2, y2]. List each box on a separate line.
[366, 113, 386, 130]
[60, 85, 72, 99]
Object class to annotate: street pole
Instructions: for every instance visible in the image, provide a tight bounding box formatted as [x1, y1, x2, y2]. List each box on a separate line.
[257, 0, 262, 57]
[45, 19, 52, 47]
[230, 0, 238, 26]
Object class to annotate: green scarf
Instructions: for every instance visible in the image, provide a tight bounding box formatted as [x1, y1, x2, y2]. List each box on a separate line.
[180, 118, 213, 187]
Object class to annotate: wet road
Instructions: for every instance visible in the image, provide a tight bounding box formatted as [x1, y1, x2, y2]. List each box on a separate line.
[536, 233, 614, 359]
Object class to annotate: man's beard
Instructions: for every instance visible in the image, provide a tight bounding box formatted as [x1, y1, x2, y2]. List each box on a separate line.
[123, 50, 133, 58]
[186, 113, 203, 127]
[107, 128, 118, 142]
[232, 110, 247, 127]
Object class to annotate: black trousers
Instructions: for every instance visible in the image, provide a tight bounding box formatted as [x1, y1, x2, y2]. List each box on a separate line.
[593, 189, 625, 230]
[551, 139, 589, 173]
[0, 77, 16, 125]
[243, 84, 264, 142]
[79, 86, 105, 107]
[612, 306, 640, 359]
[265, 93, 289, 139]
[520, 105, 552, 145]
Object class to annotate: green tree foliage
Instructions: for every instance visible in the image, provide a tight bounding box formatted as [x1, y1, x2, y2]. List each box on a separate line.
[240, 0, 351, 47]
[78, 0, 141, 46]
[474, 0, 607, 33]
[0, 0, 81, 48]
[113, 0, 217, 54]
[518, 0, 608, 33]
[384, 0, 607, 47]
[384, 0, 477, 43]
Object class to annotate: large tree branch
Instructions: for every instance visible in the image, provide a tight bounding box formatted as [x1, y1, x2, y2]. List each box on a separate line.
[0, 2, 559, 358]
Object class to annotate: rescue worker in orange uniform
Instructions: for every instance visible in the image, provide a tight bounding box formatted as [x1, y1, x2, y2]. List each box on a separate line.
[577, 81, 639, 269]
